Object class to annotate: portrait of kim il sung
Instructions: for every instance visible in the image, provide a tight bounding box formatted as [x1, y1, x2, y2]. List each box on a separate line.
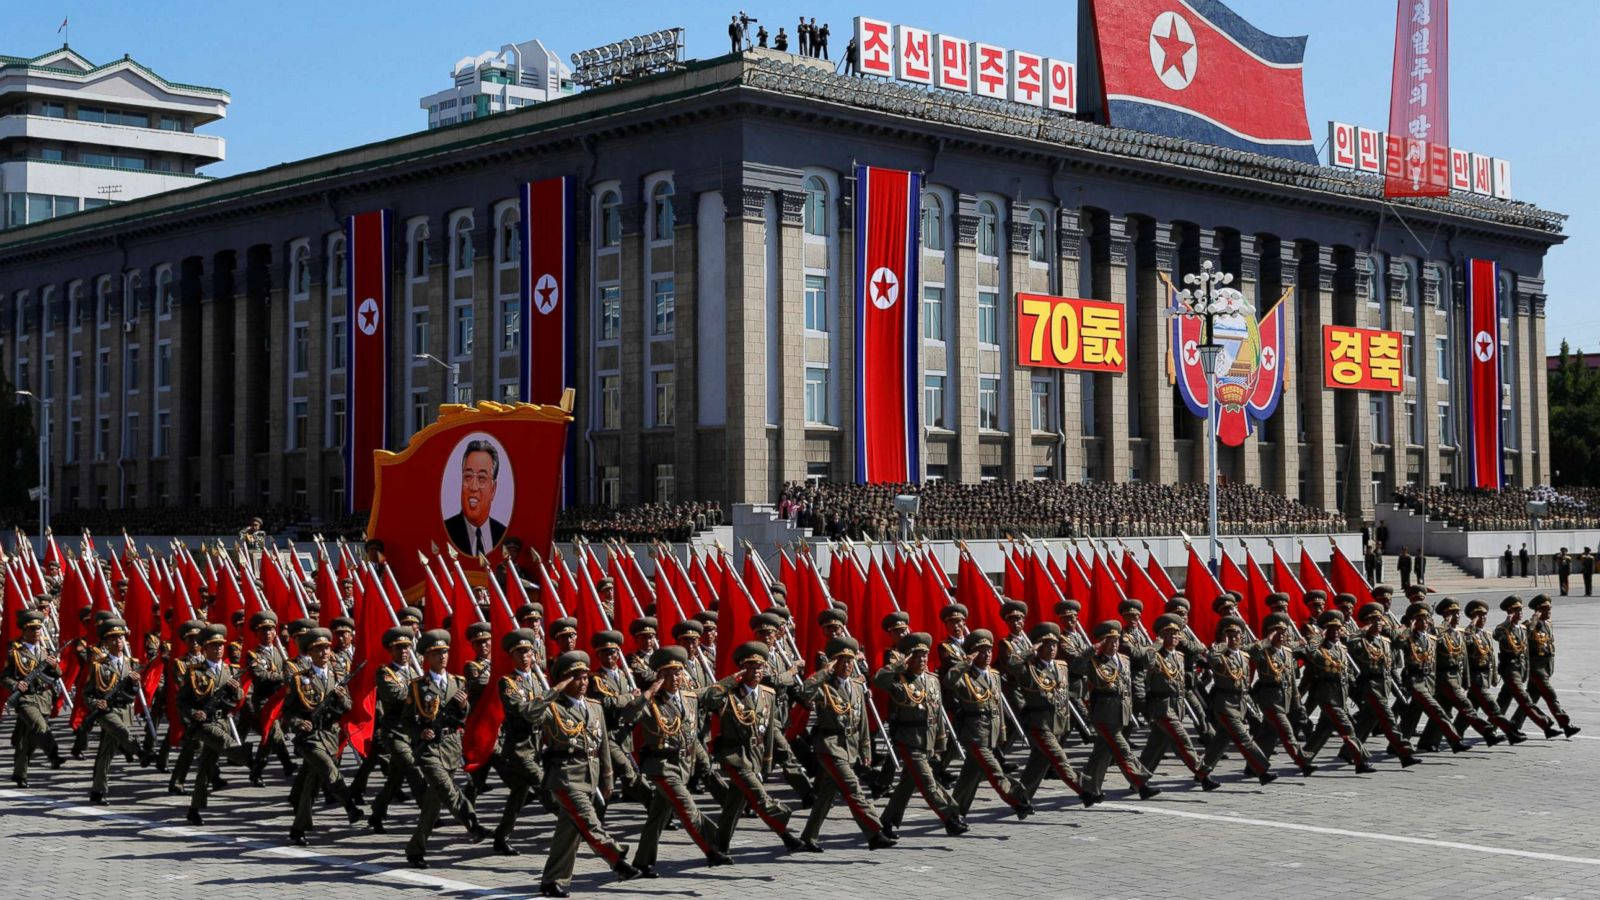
[441, 433, 514, 557]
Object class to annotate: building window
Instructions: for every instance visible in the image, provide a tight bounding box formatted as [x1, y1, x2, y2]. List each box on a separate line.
[66, 418, 80, 462]
[291, 244, 311, 295]
[804, 367, 829, 424]
[980, 464, 1003, 482]
[330, 319, 347, 371]
[654, 463, 676, 503]
[979, 377, 1001, 430]
[803, 176, 828, 237]
[452, 215, 475, 273]
[155, 411, 170, 457]
[599, 286, 621, 341]
[652, 277, 675, 336]
[1402, 333, 1414, 379]
[292, 324, 309, 374]
[329, 237, 347, 290]
[1031, 378, 1054, 432]
[651, 182, 675, 241]
[156, 268, 175, 317]
[924, 374, 947, 429]
[925, 464, 948, 481]
[1434, 336, 1449, 381]
[411, 309, 429, 356]
[96, 416, 110, 458]
[290, 398, 309, 449]
[920, 193, 944, 251]
[124, 346, 139, 392]
[453, 305, 474, 356]
[804, 274, 828, 332]
[500, 299, 518, 351]
[96, 348, 109, 396]
[156, 343, 171, 388]
[410, 223, 430, 278]
[454, 382, 473, 404]
[1406, 401, 1419, 444]
[69, 353, 82, 397]
[1369, 397, 1384, 443]
[977, 291, 999, 346]
[498, 207, 519, 266]
[411, 389, 431, 432]
[328, 397, 346, 448]
[1438, 403, 1453, 447]
[124, 413, 139, 459]
[1028, 209, 1049, 263]
[599, 466, 620, 507]
[976, 201, 998, 257]
[600, 375, 621, 429]
[922, 286, 944, 341]
[652, 370, 675, 426]
[600, 191, 621, 248]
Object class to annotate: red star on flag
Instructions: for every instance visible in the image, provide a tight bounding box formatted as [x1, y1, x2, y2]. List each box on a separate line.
[1152, 18, 1194, 81]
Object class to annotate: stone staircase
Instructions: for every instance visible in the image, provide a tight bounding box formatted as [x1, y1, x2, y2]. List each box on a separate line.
[1377, 553, 1473, 586]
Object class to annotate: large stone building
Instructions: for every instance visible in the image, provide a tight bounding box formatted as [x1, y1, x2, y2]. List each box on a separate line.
[0, 49, 1564, 522]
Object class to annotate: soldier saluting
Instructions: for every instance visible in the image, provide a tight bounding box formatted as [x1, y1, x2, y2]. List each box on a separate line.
[875, 631, 967, 836]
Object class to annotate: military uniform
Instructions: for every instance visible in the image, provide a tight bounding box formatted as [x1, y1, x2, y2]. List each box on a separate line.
[1131, 616, 1211, 785]
[1010, 623, 1093, 804]
[1425, 599, 1502, 748]
[245, 614, 296, 785]
[283, 628, 357, 844]
[3, 612, 66, 786]
[1200, 619, 1275, 782]
[1069, 622, 1156, 797]
[588, 630, 651, 806]
[874, 632, 964, 833]
[755, 613, 815, 804]
[368, 634, 428, 831]
[179, 626, 243, 823]
[403, 630, 486, 867]
[800, 637, 892, 847]
[1492, 597, 1558, 737]
[1521, 597, 1579, 736]
[1348, 604, 1419, 764]
[83, 620, 147, 801]
[1459, 603, 1525, 741]
[947, 629, 1031, 816]
[536, 651, 637, 896]
[1248, 617, 1314, 774]
[704, 642, 801, 853]
[1301, 613, 1372, 770]
[492, 634, 549, 853]
[1393, 604, 1467, 752]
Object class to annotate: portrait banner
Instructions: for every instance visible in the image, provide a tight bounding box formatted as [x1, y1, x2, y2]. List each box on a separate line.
[367, 399, 573, 596]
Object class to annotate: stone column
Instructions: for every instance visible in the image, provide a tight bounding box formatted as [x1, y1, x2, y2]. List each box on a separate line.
[618, 198, 646, 504]
[672, 191, 701, 501]
[1057, 209, 1086, 480]
[776, 188, 808, 487]
[198, 253, 231, 506]
[236, 247, 272, 507]
[1005, 208, 1033, 480]
[1096, 214, 1132, 482]
[1137, 221, 1177, 484]
[1300, 245, 1338, 513]
[724, 185, 770, 502]
[1417, 263, 1442, 487]
[952, 202, 981, 483]
[1514, 275, 1542, 486]
[1383, 259, 1409, 488]
[1530, 290, 1549, 485]
[1340, 252, 1374, 523]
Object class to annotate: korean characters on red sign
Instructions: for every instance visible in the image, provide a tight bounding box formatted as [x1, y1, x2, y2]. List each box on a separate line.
[1324, 121, 1512, 201]
[850, 16, 1074, 113]
[1322, 325, 1402, 393]
[1016, 293, 1126, 374]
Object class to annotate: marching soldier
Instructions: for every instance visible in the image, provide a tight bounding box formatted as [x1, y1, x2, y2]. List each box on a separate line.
[705, 641, 806, 854]
[589, 629, 651, 805]
[799, 636, 895, 850]
[245, 610, 295, 786]
[491, 627, 547, 856]
[995, 599, 1032, 738]
[1495, 596, 1562, 739]
[1522, 595, 1580, 737]
[1070, 621, 1159, 799]
[1131, 614, 1216, 789]
[1300, 591, 1329, 643]
[548, 617, 580, 657]
[936, 602, 970, 672]
[1199, 617, 1277, 785]
[367, 628, 428, 833]
[162, 619, 208, 786]
[403, 629, 488, 869]
[463, 622, 494, 706]
[874, 631, 966, 836]
[627, 617, 660, 686]
[1054, 598, 1096, 744]
[1301, 610, 1375, 772]
[68, 610, 114, 760]
[535, 650, 639, 897]
[1460, 599, 1526, 743]
[1248, 614, 1316, 777]
[1162, 596, 1215, 744]
[332, 616, 357, 671]
[3, 610, 66, 787]
[180, 624, 243, 825]
[625, 644, 732, 875]
[84, 617, 148, 803]
[1424, 597, 1503, 748]
[1348, 603, 1420, 766]
[283, 627, 360, 846]
[1395, 602, 1470, 753]
[1010, 622, 1096, 806]
[947, 628, 1033, 818]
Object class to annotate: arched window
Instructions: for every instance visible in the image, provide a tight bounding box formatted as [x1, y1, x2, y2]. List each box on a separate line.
[452, 214, 475, 273]
[292, 244, 311, 295]
[156, 266, 175, 316]
[93, 278, 111, 328]
[328, 236, 347, 290]
[651, 182, 675, 241]
[1028, 208, 1049, 263]
[600, 190, 621, 248]
[976, 201, 998, 257]
[803, 176, 828, 237]
[123, 271, 142, 321]
[498, 206, 519, 266]
[920, 193, 944, 251]
[410, 222, 430, 279]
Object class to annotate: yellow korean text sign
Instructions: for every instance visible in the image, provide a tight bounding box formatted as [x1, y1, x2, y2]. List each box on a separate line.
[1322, 324, 1403, 393]
[1015, 292, 1126, 373]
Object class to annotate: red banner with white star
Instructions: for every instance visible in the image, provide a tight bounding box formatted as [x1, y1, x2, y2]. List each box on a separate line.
[853, 165, 921, 483]
[1467, 258, 1502, 490]
[519, 177, 576, 506]
[344, 209, 392, 513]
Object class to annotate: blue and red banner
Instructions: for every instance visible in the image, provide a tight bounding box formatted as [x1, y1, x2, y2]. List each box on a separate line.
[1168, 277, 1288, 446]
[344, 209, 392, 513]
[519, 176, 577, 506]
[853, 165, 921, 484]
[1466, 258, 1502, 490]
[1080, 0, 1317, 164]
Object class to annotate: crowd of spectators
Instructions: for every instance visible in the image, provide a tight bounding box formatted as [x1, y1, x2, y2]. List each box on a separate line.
[0, 504, 312, 537]
[776, 479, 1345, 540]
[1393, 484, 1600, 530]
[554, 501, 723, 543]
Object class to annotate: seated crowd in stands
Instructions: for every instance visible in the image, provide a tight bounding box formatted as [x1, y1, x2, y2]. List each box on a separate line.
[777, 479, 1345, 541]
[553, 501, 723, 543]
[1392, 484, 1600, 531]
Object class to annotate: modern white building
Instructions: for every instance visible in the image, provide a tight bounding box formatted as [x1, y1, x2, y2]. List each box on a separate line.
[0, 46, 228, 231]
[419, 39, 575, 129]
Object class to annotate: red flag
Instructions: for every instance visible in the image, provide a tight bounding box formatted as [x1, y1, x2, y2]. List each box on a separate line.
[957, 551, 1004, 639]
[0, 561, 23, 653]
[1219, 553, 1248, 607]
[342, 563, 395, 757]
[795, 551, 829, 664]
[1243, 552, 1275, 632]
[259, 551, 299, 621]
[1146, 549, 1179, 598]
[712, 560, 761, 679]
[213, 561, 246, 643]
[653, 557, 684, 644]
[859, 555, 897, 667]
[1002, 547, 1025, 604]
[464, 573, 519, 771]
[1385, 0, 1449, 197]
[344, 209, 392, 513]
[421, 555, 452, 632]
[779, 549, 800, 611]
[447, 558, 483, 676]
[123, 563, 160, 665]
[1122, 551, 1167, 632]
[609, 554, 644, 624]
[1299, 544, 1335, 600]
[1329, 544, 1373, 604]
[853, 164, 922, 482]
[1091, 549, 1129, 629]
[315, 558, 344, 629]
[1021, 550, 1054, 628]
[1272, 544, 1309, 625]
[43, 531, 63, 570]
[1467, 258, 1503, 489]
[1184, 545, 1223, 642]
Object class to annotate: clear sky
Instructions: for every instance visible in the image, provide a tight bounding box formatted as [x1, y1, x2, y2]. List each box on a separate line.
[22, 0, 1598, 348]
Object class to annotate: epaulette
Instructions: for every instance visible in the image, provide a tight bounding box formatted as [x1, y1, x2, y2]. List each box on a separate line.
[381, 668, 400, 685]
[757, 684, 776, 697]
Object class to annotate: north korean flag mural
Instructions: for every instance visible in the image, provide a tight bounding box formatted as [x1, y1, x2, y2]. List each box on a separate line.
[1078, 0, 1318, 164]
[1167, 276, 1290, 446]
[1466, 259, 1503, 490]
[519, 176, 577, 506]
[344, 209, 392, 513]
[853, 165, 922, 484]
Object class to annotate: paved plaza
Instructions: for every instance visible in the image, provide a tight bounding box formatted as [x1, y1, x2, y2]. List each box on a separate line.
[3, 588, 1598, 899]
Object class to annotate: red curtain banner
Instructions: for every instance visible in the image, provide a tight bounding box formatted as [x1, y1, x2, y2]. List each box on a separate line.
[344, 209, 392, 513]
[853, 165, 921, 483]
[1386, 0, 1449, 197]
[1467, 258, 1503, 489]
[520, 177, 577, 507]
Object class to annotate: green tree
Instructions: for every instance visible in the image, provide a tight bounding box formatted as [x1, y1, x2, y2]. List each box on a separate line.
[1549, 340, 1600, 487]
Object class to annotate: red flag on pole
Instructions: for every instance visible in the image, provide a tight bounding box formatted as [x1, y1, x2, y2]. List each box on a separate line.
[1466, 258, 1503, 489]
[464, 573, 519, 771]
[447, 558, 484, 676]
[853, 165, 922, 482]
[1219, 553, 1248, 606]
[1184, 545, 1223, 642]
[1122, 551, 1167, 632]
[1243, 552, 1275, 631]
[1146, 549, 1178, 598]
[342, 563, 394, 758]
[1329, 543, 1374, 604]
[712, 559, 761, 679]
[860, 554, 897, 667]
[344, 209, 392, 513]
[1299, 544, 1335, 600]
[1272, 543, 1309, 624]
[957, 550, 1004, 639]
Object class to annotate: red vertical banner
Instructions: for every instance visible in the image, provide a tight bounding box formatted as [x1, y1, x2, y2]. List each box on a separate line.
[1467, 259, 1502, 489]
[519, 176, 576, 508]
[1386, 0, 1449, 197]
[345, 209, 392, 513]
[853, 165, 921, 483]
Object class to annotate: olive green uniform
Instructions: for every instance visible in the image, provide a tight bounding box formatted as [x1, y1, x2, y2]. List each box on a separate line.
[703, 677, 793, 851]
[178, 660, 242, 813]
[535, 691, 627, 893]
[799, 668, 885, 842]
[493, 668, 548, 845]
[283, 663, 352, 834]
[3, 641, 65, 784]
[1200, 645, 1272, 777]
[84, 653, 144, 795]
[874, 660, 960, 829]
[946, 661, 1028, 813]
[626, 687, 718, 867]
[403, 671, 483, 858]
[1068, 647, 1153, 793]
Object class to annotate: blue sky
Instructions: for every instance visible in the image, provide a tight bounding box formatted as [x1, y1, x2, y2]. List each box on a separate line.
[24, 1, 1598, 349]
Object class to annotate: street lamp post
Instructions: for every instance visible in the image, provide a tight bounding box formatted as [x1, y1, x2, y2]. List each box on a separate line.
[1173, 260, 1252, 569]
[414, 353, 460, 403]
[16, 390, 50, 543]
